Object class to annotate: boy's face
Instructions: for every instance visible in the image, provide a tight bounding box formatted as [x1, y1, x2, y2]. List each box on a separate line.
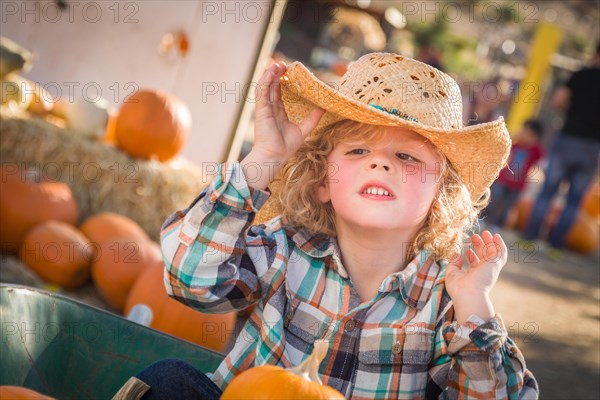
[317, 127, 442, 234]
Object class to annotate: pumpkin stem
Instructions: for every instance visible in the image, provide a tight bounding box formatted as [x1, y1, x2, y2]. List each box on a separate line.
[288, 339, 329, 384]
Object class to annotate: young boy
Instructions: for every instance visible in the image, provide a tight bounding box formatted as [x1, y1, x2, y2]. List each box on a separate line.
[483, 120, 544, 228]
[127, 53, 539, 399]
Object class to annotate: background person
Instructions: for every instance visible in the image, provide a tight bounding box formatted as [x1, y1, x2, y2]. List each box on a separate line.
[483, 119, 545, 229]
[521, 44, 600, 253]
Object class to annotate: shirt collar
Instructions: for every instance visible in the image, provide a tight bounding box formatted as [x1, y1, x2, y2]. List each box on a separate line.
[290, 228, 443, 308]
[290, 227, 349, 278]
[397, 251, 443, 310]
[372, 251, 442, 310]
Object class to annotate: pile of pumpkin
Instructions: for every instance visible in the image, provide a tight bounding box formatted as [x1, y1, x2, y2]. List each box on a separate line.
[2, 37, 347, 400]
[1, 165, 237, 353]
[1, 162, 341, 399]
[4, 82, 192, 164]
[505, 179, 600, 254]
[2, 37, 191, 163]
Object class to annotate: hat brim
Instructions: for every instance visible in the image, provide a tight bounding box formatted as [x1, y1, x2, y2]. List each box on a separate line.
[280, 62, 511, 201]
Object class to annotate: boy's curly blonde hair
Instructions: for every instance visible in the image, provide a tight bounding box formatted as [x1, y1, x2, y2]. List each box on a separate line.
[274, 120, 489, 262]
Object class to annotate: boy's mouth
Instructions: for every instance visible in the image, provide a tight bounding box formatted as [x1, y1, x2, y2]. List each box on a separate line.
[359, 182, 395, 198]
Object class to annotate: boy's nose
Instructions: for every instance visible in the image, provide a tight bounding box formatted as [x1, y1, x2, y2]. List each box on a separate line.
[369, 162, 390, 171]
[367, 151, 394, 172]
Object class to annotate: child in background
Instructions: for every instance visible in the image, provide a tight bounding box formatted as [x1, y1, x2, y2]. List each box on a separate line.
[127, 53, 539, 399]
[483, 120, 545, 229]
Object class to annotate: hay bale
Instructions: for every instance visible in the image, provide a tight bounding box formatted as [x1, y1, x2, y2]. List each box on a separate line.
[0, 109, 209, 241]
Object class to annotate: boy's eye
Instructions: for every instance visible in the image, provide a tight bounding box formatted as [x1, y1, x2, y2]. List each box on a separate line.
[396, 152, 420, 162]
[347, 148, 368, 155]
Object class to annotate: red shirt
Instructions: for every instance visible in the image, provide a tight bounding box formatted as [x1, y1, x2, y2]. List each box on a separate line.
[498, 142, 544, 190]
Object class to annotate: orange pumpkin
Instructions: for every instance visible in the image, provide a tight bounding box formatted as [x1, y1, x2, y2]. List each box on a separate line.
[20, 221, 93, 289]
[512, 197, 599, 253]
[80, 212, 148, 246]
[221, 340, 344, 399]
[124, 261, 237, 352]
[0, 166, 78, 254]
[91, 237, 162, 311]
[114, 90, 191, 162]
[565, 212, 599, 254]
[0, 386, 55, 399]
[511, 197, 561, 232]
[581, 180, 600, 220]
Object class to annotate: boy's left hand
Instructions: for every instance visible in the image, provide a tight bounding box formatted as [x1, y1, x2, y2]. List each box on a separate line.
[445, 231, 507, 321]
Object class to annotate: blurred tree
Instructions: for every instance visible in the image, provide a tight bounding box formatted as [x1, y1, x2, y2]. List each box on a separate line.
[407, 16, 483, 79]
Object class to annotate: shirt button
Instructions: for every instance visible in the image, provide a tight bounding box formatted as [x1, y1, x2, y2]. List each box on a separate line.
[284, 310, 294, 325]
[344, 319, 356, 332]
[392, 342, 402, 354]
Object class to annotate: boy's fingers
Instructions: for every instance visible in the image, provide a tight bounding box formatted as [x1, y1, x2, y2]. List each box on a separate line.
[272, 77, 284, 117]
[474, 232, 506, 264]
[466, 249, 480, 266]
[268, 64, 283, 106]
[493, 233, 508, 264]
[478, 231, 500, 261]
[472, 234, 484, 260]
[256, 64, 276, 111]
[481, 230, 494, 244]
[274, 63, 289, 114]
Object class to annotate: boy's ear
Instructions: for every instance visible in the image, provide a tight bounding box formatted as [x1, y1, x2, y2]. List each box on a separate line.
[316, 180, 330, 203]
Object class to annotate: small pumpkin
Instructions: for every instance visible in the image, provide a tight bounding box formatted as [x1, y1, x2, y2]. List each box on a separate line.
[20, 221, 93, 289]
[91, 237, 162, 311]
[80, 212, 148, 246]
[221, 340, 345, 399]
[565, 212, 599, 254]
[511, 196, 561, 232]
[124, 261, 237, 352]
[512, 197, 599, 254]
[581, 180, 600, 220]
[0, 386, 55, 399]
[0, 166, 78, 254]
[114, 90, 191, 162]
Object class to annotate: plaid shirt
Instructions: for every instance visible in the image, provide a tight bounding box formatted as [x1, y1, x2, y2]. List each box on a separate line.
[161, 162, 539, 399]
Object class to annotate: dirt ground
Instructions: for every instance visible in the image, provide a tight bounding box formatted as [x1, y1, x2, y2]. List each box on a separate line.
[1, 227, 599, 399]
[488, 229, 600, 400]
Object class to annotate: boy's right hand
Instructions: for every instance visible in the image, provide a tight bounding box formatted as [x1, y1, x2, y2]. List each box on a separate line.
[252, 61, 325, 165]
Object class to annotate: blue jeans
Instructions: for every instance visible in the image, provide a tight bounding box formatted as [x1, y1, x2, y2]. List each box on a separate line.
[135, 359, 222, 400]
[483, 181, 521, 227]
[523, 134, 600, 248]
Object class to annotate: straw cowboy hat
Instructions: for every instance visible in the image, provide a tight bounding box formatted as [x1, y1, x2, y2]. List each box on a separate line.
[255, 52, 511, 224]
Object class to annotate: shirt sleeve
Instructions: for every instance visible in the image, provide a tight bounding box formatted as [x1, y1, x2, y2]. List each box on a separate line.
[159, 162, 281, 314]
[429, 307, 539, 399]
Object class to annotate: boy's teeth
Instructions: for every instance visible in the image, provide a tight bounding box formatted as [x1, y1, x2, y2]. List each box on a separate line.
[364, 187, 390, 196]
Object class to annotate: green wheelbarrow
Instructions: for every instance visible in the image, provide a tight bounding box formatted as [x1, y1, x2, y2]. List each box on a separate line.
[0, 284, 225, 399]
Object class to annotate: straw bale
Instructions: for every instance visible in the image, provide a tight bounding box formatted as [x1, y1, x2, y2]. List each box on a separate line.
[0, 109, 209, 241]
